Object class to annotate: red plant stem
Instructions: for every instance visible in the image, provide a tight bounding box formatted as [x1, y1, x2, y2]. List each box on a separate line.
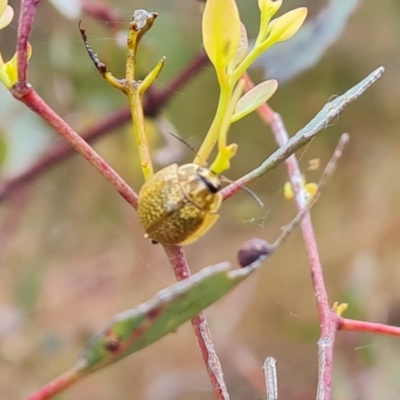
[0, 107, 131, 201]
[242, 73, 335, 399]
[16, 0, 41, 84]
[338, 317, 400, 337]
[0, 51, 210, 203]
[271, 111, 335, 400]
[27, 368, 81, 400]
[12, 87, 138, 208]
[164, 245, 230, 400]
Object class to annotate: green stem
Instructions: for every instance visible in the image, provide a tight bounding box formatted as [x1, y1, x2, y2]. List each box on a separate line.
[196, 38, 273, 166]
[125, 23, 138, 84]
[139, 57, 165, 96]
[127, 88, 153, 180]
[231, 41, 272, 83]
[194, 83, 232, 164]
[124, 18, 154, 181]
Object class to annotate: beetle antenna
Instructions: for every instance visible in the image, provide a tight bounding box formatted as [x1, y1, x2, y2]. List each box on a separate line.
[164, 130, 197, 154]
[239, 185, 264, 208]
[164, 129, 263, 207]
[220, 176, 264, 208]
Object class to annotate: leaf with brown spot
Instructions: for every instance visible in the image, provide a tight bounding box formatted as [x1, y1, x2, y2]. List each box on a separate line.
[74, 260, 262, 375]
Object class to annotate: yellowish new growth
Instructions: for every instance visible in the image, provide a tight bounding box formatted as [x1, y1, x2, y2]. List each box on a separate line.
[0, 1, 20, 89]
[332, 302, 349, 316]
[196, 0, 307, 176]
[86, 12, 163, 182]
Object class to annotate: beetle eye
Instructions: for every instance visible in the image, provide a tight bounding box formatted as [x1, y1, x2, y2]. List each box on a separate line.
[197, 168, 221, 194]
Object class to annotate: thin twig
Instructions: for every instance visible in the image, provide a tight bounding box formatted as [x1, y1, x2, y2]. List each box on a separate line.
[240, 67, 400, 399]
[221, 67, 384, 201]
[270, 108, 336, 400]
[271, 133, 350, 251]
[263, 357, 278, 400]
[26, 368, 83, 400]
[338, 317, 400, 337]
[0, 51, 210, 203]
[11, 88, 138, 208]
[316, 337, 333, 400]
[163, 245, 230, 400]
[16, 0, 40, 85]
[241, 72, 350, 399]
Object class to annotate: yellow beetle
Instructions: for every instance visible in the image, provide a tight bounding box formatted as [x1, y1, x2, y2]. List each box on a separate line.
[137, 163, 222, 245]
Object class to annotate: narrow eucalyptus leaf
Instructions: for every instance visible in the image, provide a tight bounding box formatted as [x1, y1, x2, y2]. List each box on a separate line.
[75, 262, 257, 374]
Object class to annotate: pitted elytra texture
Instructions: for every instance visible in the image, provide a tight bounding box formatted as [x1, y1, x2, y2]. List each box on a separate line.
[138, 163, 222, 245]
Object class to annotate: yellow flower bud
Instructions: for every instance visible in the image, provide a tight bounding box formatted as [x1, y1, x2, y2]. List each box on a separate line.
[0, 44, 32, 89]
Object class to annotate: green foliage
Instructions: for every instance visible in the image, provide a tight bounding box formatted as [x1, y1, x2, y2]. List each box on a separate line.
[231, 79, 278, 123]
[202, 0, 241, 77]
[197, 0, 307, 175]
[252, 0, 360, 82]
[76, 262, 256, 373]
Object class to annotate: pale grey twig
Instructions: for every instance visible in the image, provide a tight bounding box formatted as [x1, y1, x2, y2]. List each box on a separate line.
[271, 133, 350, 250]
[263, 357, 278, 400]
[221, 66, 384, 201]
[316, 337, 334, 400]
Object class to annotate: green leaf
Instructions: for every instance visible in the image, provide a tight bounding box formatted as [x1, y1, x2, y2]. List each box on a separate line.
[252, 0, 359, 83]
[231, 23, 248, 68]
[75, 262, 257, 374]
[231, 79, 278, 123]
[0, 4, 13, 30]
[257, 0, 282, 44]
[0, 0, 6, 16]
[202, 0, 241, 75]
[267, 7, 308, 44]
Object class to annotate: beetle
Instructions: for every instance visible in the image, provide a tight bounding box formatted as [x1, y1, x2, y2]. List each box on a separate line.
[137, 163, 222, 245]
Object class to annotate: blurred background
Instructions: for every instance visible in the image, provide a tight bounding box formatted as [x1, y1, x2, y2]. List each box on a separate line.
[0, 0, 400, 398]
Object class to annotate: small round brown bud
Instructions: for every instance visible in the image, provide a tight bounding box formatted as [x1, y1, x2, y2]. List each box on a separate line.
[104, 334, 120, 352]
[237, 238, 274, 268]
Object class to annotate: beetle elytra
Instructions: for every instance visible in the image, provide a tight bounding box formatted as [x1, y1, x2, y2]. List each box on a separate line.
[137, 163, 222, 245]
